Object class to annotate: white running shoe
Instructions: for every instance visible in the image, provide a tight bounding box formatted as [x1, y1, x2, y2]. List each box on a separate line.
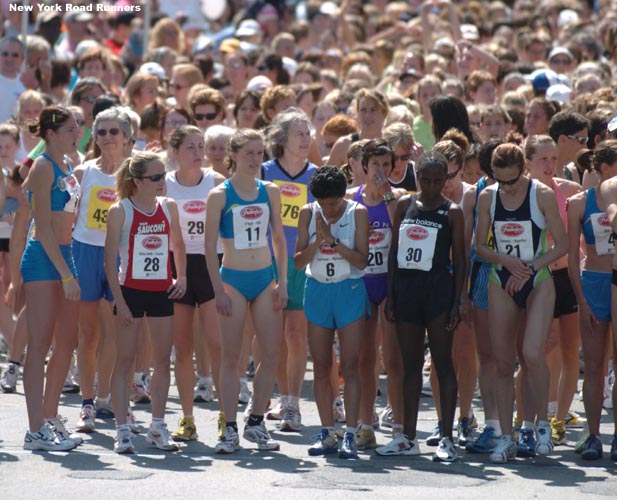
[146, 422, 179, 451]
[76, 404, 96, 433]
[489, 435, 516, 464]
[380, 405, 394, 429]
[279, 405, 302, 432]
[375, 434, 421, 456]
[24, 423, 76, 451]
[115, 428, 136, 454]
[47, 415, 83, 446]
[535, 426, 554, 456]
[243, 421, 280, 451]
[433, 437, 457, 462]
[127, 407, 140, 434]
[193, 377, 215, 403]
[266, 396, 286, 420]
[215, 426, 240, 454]
[239, 379, 251, 404]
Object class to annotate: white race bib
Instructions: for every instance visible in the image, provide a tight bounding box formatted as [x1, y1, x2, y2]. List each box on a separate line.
[494, 220, 535, 262]
[178, 199, 207, 245]
[366, 228, 391, 275]
[590, 212, 615, 256]
[311, 242, 351, 283]
[131, 234, 169, 280]
[232, 203, 269, 250]
[397, 223, 438, 271]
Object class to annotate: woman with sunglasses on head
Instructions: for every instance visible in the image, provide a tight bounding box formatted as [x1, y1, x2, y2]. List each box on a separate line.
[568, 141, 617, 460]
[105, 151, 186, 454]
[72, 107, 132, 434]
[205, 129, 287, 454]
[164, 125, 226, 442]
[475, 143, 568, 463]
[385, 152, 466, 462]
[21, 105, 82, 451]
[524, 135, 583, 450]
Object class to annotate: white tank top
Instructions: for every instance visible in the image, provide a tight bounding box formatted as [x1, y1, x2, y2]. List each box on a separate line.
[165, 169, 216, 255]
[72, 160, 119, 247]
[305, 200, 365, 283]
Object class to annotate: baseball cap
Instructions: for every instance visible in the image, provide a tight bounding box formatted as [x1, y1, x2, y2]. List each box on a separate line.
[546, 84, 571, 104]
[64, 11, 94, 23]
[236, 19, 262, 38]
[139, 62, 166, 80]
[548, 46, 574, 61]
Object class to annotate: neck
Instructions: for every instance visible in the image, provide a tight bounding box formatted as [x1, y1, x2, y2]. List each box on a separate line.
[446, 183, 463, 204]
[130, 192, 157, 212]
[360, 127, 381, 140]
[278, 153, 306, 174]
[232, 171, 257, 189]
[176, 167, 203, 186]
[44, 144, 66, 166]
[212, 163, 230, 178]
[363, 182, 382, 201]
[557, 152, 571, 171]
[100, 150, 125, 173]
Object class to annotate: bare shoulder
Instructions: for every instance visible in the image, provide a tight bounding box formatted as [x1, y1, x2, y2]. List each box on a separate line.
[555, 177, 583, 197]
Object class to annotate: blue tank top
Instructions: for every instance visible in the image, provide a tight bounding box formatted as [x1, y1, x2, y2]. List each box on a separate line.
[262, 158, 317, 255]
[581, 186, 614, 255]
[219, 178, 271, 239]
[28, 153, 80, 212]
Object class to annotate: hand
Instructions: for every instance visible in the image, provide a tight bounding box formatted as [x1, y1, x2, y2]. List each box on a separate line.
[145, 140, 163, 153]
[579, 301, 599, 332]
[372, 172, 392, 198]
[215, 291, 232, 317]
[384, 297, 395, 323]
[500, 254, 533, 280]
[272, 283, 288, 311]
[167, 276, 186, 299]
[316, 212, 333, 245]
[504, 275, 529, 296]
[115, 301, 133, 326]
[459, 295, 472, 326]
[446, 304, 461, 332]
[410, 142, 424, 165]
[62, 277, 80, 301]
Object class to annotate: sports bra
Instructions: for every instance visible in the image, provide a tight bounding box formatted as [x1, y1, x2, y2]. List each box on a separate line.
[219, 178, 270, 240]
[29, 153, 80, 213]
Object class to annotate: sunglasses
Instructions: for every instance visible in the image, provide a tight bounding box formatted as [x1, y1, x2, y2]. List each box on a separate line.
[138, 173, 166, 182]
[494, 171, 522, 186]
[1, 51, 20, 58]
[257, 65, 268, 71]
[394, 154, 411, 162]
[446, 166, 462, 180]
[567, 134, 588, 145]
[551, 58, 571, 65]
[172, 83, 186, 91]
[75, 118, 85, 126]
[194, 112, 218, 121]
[96, 128, 121, 137]
[80, 95, 98, 103]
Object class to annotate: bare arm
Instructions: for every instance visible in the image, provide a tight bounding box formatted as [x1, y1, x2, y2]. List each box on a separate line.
[204, 188, 230, 316]
[448, 204, 466, 331]
[294, 204, 320, 270]
[104, 203, 130, 324]
[166, 199, 186, 299]
[266, 183, 288, 310]
[533, 185, 568, 269]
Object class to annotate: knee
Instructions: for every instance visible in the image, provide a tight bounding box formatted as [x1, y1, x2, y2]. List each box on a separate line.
[312, 361, 333, 382]
[494, 357, 516, 378]
[340, 359, 359, 381]
[521, 349, 545, 370]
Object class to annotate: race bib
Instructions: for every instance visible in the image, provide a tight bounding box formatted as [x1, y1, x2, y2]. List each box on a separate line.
[232, 203, 269, 249]
[590, 212, 615, 256]
[58, 174, 81, 213]
[311, 242, 351, 283]
[274, 180, 307, 227]
[86, 186, 117, 231]
[366, 228, 391, 274]
[131, 234, 169, 280]
[494, 220, 535, 262]
[397, 223, 438, 271]
[178, 199, 207, 244]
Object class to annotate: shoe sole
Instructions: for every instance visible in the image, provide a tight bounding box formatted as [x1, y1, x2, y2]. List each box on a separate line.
[75, 425, 95, 434]
[147, 441, 179, 451]
[279, 422, 302, 432]
[581, 451, 602, 460]
[425, 439, 440, 447]
[62, 387, 80, 394]
[215, 447, 238, 454]
[115, 446, 136, 454]
[194, 396, 214, 403]
[172, 434, 197, 442]
[308, 448, 338, 456]
[132, 397, 151, 404]
[96, 410, 115, 419]
[433, 455, 457, 462]
[339, 452, 358, 459]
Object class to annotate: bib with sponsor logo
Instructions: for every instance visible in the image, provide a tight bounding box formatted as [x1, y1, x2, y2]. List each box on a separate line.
[397, 223, 438, 271]
[590, 212, 615, 256]
[232, 203, 269, 249]
[86, 185, 117, 230]
[493, 220, 535, 262]
[366, 228, 391, 274]
[274, 180, 307, 227]
[310, 241, 351, 282]
[131, 233, 169, 280]
[177, 199, 207, 248]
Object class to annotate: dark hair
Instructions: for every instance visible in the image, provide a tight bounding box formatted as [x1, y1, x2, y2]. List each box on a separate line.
[491, 143, 525, 172]
[310, 165, 347, 199]
[93, 94, 121, 120]
[478, 139, 503, 177]
[590, 140, 617, 173]
[361, 139, 394, 173]
[548, 110, 590, 142]
[429, 95, 475, 144]
[417, 151, 448, 175]
[233, 89, 261, 121]
[29, 105, 72, 140]
[170, 124, 203, 150]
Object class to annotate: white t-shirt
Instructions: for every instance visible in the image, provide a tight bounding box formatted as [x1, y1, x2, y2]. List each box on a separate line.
[0, 74, 25, 123]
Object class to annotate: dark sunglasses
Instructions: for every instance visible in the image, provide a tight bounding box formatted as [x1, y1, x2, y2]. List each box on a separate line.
[394, 154, 411, 162]
[1, 51, 20, 58]
[80, 95, 98, 103]
[446, 166, 462, 180]
[494, 171, 522, 186]
[257, 65, 268, 71]
[96, 128, 121, 137]
[172, 83, 186, 91]
[138, 173, 166, 182]
[567, 134, 588, 145]
[194, 112, 218, 121]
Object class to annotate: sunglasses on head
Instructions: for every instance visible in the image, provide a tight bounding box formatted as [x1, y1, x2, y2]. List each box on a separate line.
[394, 153, 411, 162]
[138, 173, 166, 182]
[567, 134, 588, 145]
[194, 112, 218, 121]
[1, 51, 20, 58]
[494, 171, 522, 186]
[96, 128, 121, 137]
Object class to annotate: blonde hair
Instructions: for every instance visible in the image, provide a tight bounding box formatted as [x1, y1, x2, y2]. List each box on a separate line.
[116, 151, 162, 199]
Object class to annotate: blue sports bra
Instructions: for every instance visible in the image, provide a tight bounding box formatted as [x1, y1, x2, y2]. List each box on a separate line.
[29, 154, 80, 212]
[219, 178, 271, 239]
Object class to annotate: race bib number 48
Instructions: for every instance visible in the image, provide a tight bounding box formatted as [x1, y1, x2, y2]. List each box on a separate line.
[132, 234, 169, 280]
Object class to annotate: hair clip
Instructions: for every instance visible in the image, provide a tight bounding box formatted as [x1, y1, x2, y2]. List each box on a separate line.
[52, 113, 56, 124]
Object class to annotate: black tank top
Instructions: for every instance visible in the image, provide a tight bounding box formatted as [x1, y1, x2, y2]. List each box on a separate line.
[389, 162, 417, 192]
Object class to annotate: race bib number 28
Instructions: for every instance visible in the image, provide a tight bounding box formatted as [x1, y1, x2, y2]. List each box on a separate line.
[132, 234, 168, 280]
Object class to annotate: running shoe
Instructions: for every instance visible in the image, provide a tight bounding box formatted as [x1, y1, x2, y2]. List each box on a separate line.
[24, 422, 76, 451]
[372, 406, 380, 429]
[610, 435, 617, 461]
[489, 435, 516, 464]
[193, 378, 215, 403]
[308, 429, 338, 456]
[434, 436, 458, 462]
[239, 379, 251, 404]
[47, 415, 83, 446]
[465, 426, 498, 454]
[94, 397, 115, 419]
[375, 434, 420, 456]
[426, 421, 442, 446]
[114, 428, 136, 454]
[214, 427, 240, 455]
[339, 431, 358, 459]
[1, 362, 18, 393]
[243, 421, 280, 451]
[172, 416, 198, 441]
[279, 405, 302, 432]
[564, 411, 585, 429]
[535, 426, 554, 456]
[130, 381, 151, 404]
[574, 424, 589, 454]
[603, 373, 613, 409]
[243, 398, 253, 423]
[266, 396, 286, 420]
[550, 419, 566, 445]
[146, 422, 179, 451]
[127, 407, 140, 434]
[457, 417, 473, 447]
[356, 426, 377, 450]
[421, 379, 433, 397]
[62, 373, 80, 394]
[333, 396, 346, 423]
[580, 434, 603, 460]
[76, 404, 96, 433]
[380, 405, 394, 429]
[516, 428, 537, 458]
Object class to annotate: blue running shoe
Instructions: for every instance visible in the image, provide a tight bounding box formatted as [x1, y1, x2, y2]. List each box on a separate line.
[610, 435, 617, 462]
[457, 417, 473, 447]
[581, 434, 603, 460]
[308, 429, 338, 456]
[466, 426, 498, 454]
[339, 431, 358, 459]
[517, 428, 537, 458]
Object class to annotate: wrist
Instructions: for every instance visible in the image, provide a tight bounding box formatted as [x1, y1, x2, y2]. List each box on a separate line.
[330, 237, 340, 248]
[61, 274, 74, 284]
[383, 191, 394, 203]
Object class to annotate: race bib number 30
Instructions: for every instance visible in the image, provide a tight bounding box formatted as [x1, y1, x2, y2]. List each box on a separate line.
[232, 203, 269, 249]
[397, 223, 438, 271]
[494, 220, 534, 262]
[366, 228, 391, 274]
[86, 186, 117, 231]
[132, 234, 168, 280]
[274, 181, 307, 227]
[590, 213, 615, 256]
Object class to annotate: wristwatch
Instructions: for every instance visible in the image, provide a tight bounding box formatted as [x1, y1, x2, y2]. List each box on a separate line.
[330, 237, 340, 249]
[383, 191, 394, 203]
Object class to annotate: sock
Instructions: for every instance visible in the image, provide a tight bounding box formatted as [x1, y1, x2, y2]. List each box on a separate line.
[183, 414, 193, 420]
[133, 372, 143, 384]
[346, 426, 357, 436]
[227, 421, 238, 432]
[117, 424, 130, 432]
[359, 423, 372, 431]
[247, 414, 264, 426]
[152, 417, 164, 427]
[96, 395, 111, 404]
[537, 419, 550, 429]
[82, 398, 94, 408]
[547, 401, 557, 416]
[522, 420, 534, 430]
[486, 419, 501, 436]
[288, 395, 299, 407]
